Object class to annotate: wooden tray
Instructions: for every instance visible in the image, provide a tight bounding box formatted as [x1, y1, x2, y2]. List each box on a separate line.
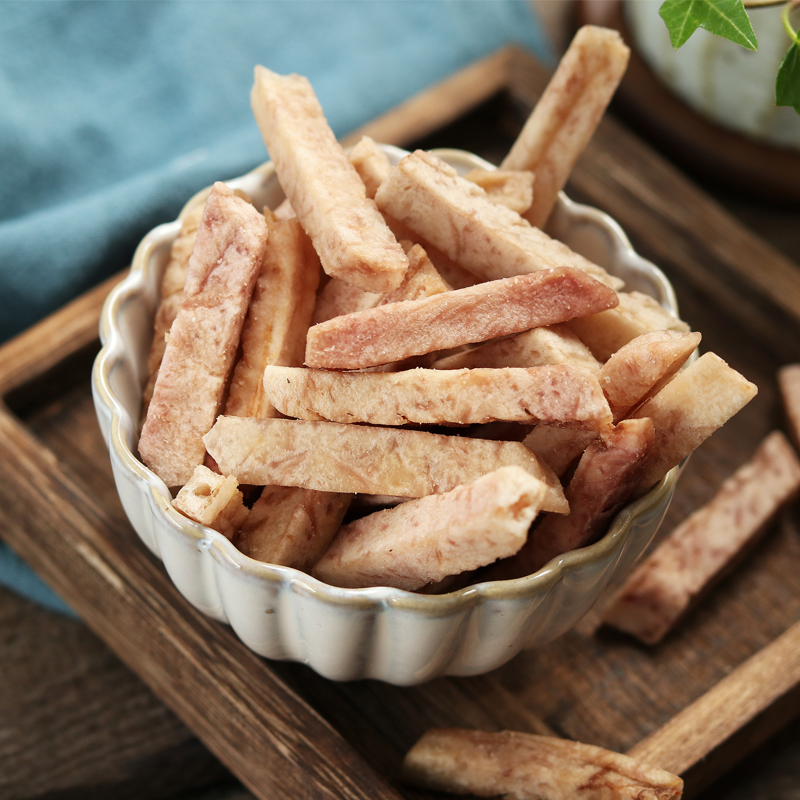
[3, 45, 800, 800]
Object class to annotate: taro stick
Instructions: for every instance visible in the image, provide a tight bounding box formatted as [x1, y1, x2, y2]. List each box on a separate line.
[305, 266, 618, 370]
[489, 418, 655, 579]
[402, 728, 682, 799]
[501, 24, 630, 229]
[313, 467, 547, 591]
[601, 431, 800, 644]
[251, 66, 408, 293]
[203, 416, 568, 514]
[139, 183, 268, 487]
[375, 148, 621, 290]
[173, 464, 248, 541]
[263, 365, 612, 430]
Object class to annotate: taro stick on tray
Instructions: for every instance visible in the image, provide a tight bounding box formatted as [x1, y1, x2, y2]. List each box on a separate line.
[601, 430, 800, 645]
[402, 728, 683, 800]
[488, 418, 655, 580]
[139, 182, 268, 487]
[501, 25, 630, 229]
[375, 148, 622, 290]
[263, 365, 612, 430]
[251, 66, 409, 293]
[313, 467, 547, 591]
[778, 363, 800, 450]
[305, 266, 619, 370]
[203, 416, 568, 514]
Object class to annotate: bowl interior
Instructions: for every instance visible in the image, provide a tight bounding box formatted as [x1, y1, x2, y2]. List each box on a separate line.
[93, 146, 679, 626]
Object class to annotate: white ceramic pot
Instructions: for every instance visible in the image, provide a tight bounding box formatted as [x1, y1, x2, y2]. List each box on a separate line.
[625, 0, 800, 150]
[93, 145, 680, 685]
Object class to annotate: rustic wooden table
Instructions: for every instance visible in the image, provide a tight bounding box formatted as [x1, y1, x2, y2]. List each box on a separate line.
[1, 44, 800, 800]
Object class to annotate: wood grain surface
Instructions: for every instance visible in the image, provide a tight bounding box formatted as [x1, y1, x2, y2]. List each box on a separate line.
[0, 588, 229, 800]
[0, 404, 402, 800]
[1, 44, 800, 800]
[629, 619, 800, 793]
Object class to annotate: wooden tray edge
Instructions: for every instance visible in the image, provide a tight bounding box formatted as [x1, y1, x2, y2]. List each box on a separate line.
[1, 45, 799, 799]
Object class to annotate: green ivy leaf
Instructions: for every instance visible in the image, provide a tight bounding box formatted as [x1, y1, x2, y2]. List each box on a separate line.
[659, 0, 758, 50]
[776, 40, 800, 113]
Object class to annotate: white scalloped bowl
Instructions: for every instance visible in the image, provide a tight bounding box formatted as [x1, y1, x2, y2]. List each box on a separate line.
[93, 146, 679, 685]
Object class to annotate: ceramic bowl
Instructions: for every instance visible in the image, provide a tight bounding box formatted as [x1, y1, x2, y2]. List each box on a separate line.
[92, 145, 679, 685]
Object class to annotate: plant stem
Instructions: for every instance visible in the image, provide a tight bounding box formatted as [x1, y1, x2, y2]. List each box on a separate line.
[782, 0, 800, 45]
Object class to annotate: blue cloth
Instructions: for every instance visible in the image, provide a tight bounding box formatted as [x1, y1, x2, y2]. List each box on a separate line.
[0, 0, 549, 613]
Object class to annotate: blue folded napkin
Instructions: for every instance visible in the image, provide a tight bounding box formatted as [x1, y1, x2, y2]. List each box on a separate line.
[0, 0, 549, 614]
